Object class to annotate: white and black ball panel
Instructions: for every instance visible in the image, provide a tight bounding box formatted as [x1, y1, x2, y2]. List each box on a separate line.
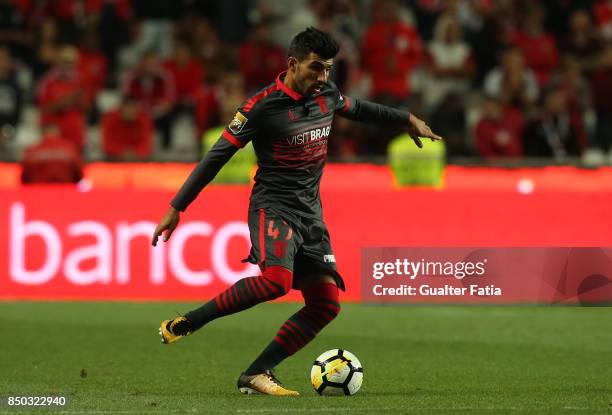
[346, 371, 363, 395]
[311, 349, 363, 396]
[341, 349, 362, 369]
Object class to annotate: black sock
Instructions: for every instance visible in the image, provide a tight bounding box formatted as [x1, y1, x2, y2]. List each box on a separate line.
[184, 300, 218, 332]
[244, 340, 289, 376]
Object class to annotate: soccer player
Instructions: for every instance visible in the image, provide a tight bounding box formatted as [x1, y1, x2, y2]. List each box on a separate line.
[152, 27, 442, 396]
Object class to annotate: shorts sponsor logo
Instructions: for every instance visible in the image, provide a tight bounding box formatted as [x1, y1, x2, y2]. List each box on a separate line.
[323, 254, 336, 263]
[228, 112, 248, 134]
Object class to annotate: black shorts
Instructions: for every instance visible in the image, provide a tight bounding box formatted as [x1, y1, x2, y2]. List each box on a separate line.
[243, 207, 345, 291]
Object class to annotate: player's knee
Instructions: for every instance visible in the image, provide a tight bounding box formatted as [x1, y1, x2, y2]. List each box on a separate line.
[304, 282, 340, 319]
[262, 265, 293, 297]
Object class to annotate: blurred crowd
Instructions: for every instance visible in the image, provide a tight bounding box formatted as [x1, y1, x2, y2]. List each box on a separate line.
[3, 0, 612, 182]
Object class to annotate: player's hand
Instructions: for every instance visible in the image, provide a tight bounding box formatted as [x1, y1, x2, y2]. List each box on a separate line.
[408, 113, 443, 148]
[152, 206, 180, 246]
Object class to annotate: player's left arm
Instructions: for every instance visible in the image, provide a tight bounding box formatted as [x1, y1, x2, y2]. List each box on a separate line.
[333, 89, 442, 148]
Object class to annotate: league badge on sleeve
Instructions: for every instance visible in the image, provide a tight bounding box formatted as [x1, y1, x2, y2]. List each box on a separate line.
[229, 112, 248, 134]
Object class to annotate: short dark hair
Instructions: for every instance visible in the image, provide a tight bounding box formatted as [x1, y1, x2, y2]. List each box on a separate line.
[288, 27, 339, 61]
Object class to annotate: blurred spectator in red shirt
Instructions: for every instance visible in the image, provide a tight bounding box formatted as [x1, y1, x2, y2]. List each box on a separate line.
[163, 40, 204, 107]
[511, 7, 559, 86]
[122, 51, 176, 149]
[424, 13, 474, 109]
[483, 46, 539, 112]
[590, 45, 612, 152]
[593, 0, 612, 40]
[0, 47, 23, 151]
[361, 0, 424, 102]
[475, 96, 524, 158]
[21, 124, 83, 184]
[37, 45, 87, 152]
[238, 20, 286, 95]
[524, 87, 584, 159]
[101, 95, 153, 160]
[561, 9, 602, 74]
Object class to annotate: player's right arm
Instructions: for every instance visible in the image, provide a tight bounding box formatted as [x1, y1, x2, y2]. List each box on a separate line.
[152, 106, 258, 246]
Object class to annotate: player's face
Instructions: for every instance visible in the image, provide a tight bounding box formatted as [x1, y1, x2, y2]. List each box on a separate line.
[291, 53, 333, 96]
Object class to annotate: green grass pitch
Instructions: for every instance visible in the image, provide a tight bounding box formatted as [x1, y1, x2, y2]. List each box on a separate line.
[1, 302, 610, 414]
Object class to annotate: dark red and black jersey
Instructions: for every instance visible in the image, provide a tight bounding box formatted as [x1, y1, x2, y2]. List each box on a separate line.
[171, 71, 412, 221]
[221, 72, 355, 220]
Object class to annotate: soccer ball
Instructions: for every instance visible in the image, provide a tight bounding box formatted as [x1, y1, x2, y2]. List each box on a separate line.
[310, 349, 363, 396]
